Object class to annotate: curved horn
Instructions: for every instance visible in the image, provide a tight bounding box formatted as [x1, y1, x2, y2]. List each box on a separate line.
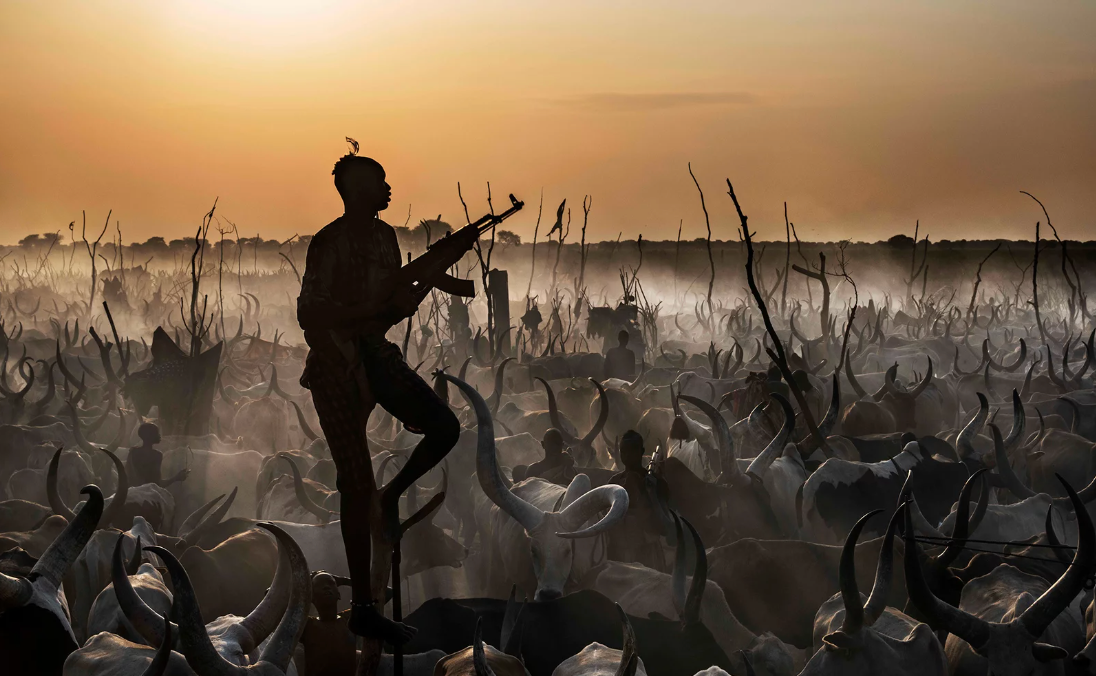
[935, 468, 990, 569]
[114, 534, 174, 647]
[490, 357, 514, 415]
[1020, 475, 1096, 637]
[141, 615, 173, 676]
[581, 379, 610, 447]
[844, 352, 867, 400]
[908, 357, 934, 398]
[536, 377, 578, 445]
[679, 393, 737, 480]
[992, 423, 1036, 500]
[987, 338, 1027, 373]
[182, 487, 237, 547]
[0, 569, 32, 610]
[46, 445, 76, 521]
[67, 400, 100, 455]
[239, 525, 293, 652]
[817, 372, 841, 438]
[126, 535, 144, 576]
[473, 617, 496, 676]
[837, 510, 881, 634]
[681, 515, 707, 627]
[279, 454, 335, 523]
[1044, 506, 1074, 566]
[99, 447, 129, 529]
[956, 393, 989, 460]
[1003, 389, 1026, 450]
[557, 482, 630, 539]
[290, 401, 319, 442]
[863, 507, 902, 626]
[447, 374, 544, 531]
[744, 393, 796, 479]
[33, 485, 103, 588]
[615, 603, 638, 676]
[177, 493, 225, 540]
[871, 363, 898, 402]
[902, 501, 992, 649]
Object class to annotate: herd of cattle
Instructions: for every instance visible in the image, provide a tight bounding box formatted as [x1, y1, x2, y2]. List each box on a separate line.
[3, 287, 1096, 676]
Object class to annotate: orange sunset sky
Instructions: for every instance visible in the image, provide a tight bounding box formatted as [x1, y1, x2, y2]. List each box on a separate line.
[1, 1, 1093, 244]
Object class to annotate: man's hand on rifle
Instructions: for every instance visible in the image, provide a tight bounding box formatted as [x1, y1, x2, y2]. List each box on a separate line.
[384, 284, 420, 323]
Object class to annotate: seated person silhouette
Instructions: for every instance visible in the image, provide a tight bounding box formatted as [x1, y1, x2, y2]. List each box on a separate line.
[604, 330, 636, 381]
[125, 423, 190, 488]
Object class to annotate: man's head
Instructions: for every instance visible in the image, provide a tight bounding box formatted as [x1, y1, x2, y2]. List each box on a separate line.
[332, 154, 391, 214]
[137, 422, 161, 446]
[617, 330, 630, 348]
[620, 429, 644, 469]
[311, 571, 341, 617]
[542, 428, 564, 456]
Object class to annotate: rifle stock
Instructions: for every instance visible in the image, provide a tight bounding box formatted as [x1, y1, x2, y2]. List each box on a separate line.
[390, 194, 524, 299]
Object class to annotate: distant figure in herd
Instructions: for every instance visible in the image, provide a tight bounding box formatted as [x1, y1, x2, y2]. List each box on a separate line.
[296, 149, 460, 645]
[525, 428, 578, 484]
[604, 329, 636, 381]
[125, 422, 190, 488]
[608, 430, 669, 571]
[297, 572, 357, 676]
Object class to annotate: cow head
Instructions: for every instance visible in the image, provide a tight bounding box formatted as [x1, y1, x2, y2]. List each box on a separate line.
[446, 374, 629, 601]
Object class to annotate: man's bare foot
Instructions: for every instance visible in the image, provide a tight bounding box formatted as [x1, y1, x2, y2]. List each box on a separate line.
[348, 602, 417, 644]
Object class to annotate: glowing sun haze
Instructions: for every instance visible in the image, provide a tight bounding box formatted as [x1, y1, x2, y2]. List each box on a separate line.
[1, 0, 1093, 244]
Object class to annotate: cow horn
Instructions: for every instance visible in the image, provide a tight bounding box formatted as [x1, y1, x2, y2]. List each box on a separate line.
[182, 486, 237, 546]
[679, 393, 736, 480]
[290, 401, 319, 442]
[745, 393, 795, 479]
[837, 509, 881, 634]
[239, 524, 293, 652]
[401, 464, 448, 535]
[903, 500, 993, 648]
[114, 534, 175, 647]
[490, 357, 514, 416]
[581, 379, 610, 448]
[556, 481, 629, 539]
[987, 338, 1027, 373]
[871, 363, 898, 402]
[1003, 389, 1026, 450]
[844, 351, 867, 400]
[142, 615, 173, 676]
[501, 585, 526, 658]
[33, 485, 103, 588]
[216, 369, 239, 406]
[615, 603, 638, 676]
[936, 468, 990, 569]
[99, 447, 129, 529]
[956, 393, 989, 459]
[473, 617, 496, 676]
[898, 471, 946, 540]
[536, 377, 579, 446]
[1020, 475, 1095, 637]
[46, 445, 76, 521]
[177, 493, 225, 540]
[817, 372, 841, 438]
[447, 374, 545, 531]
[909, 357, 933, 398]
[992, 423, 1037, 500]
[279, 454, 335, 524]
[1044, 506, 1073, 566]
[126, 535, 144, 576]
[681, 515, 707, 627]
[863, 507, 902, 626]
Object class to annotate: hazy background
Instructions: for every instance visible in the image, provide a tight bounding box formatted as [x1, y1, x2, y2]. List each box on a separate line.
[1, 0, 1093, 244]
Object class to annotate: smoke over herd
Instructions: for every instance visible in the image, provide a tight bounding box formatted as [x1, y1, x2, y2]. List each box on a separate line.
[2, 190, 1096, 676]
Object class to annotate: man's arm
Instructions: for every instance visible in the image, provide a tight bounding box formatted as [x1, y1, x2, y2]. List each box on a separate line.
[297, 232, 411, 331]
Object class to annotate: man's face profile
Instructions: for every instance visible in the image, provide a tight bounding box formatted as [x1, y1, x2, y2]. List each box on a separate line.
[343, 162, 391, 213]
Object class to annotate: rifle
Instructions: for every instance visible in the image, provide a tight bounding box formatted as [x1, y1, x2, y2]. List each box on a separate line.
[390, 194, 524, 299]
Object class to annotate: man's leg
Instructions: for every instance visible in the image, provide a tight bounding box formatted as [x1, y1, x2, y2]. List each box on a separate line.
[362, 340, 461, 537]
[307, 363, 415, 644]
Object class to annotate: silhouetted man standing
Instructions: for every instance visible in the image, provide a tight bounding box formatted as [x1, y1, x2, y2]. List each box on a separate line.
[607, 430, 669, 570]
[604, 329, 636, 381]
[297, 152, 459, 645]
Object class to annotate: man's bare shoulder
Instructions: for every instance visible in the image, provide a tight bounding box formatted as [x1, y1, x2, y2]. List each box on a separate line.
[311, 217, 346, 244]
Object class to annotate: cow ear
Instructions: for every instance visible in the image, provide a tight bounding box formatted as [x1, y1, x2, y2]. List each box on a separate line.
[822, 631, 857, 655]
[1032, 642, 1068, 662]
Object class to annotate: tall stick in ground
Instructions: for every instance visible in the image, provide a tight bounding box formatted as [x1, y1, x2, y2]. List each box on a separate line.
[966, 242, 1001, 321]
[792, 253, 830, 354]
[80, 210, 111, 314]
[525, 189, 544, 302]
[1032, 221, 1047, 346]
[782, 202, 791, 317]
[727, 178, 830, 454]
[687, 163, 715, 317]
